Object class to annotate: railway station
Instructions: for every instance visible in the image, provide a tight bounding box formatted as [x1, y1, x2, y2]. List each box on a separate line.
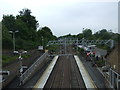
[1, 1, 119, 90]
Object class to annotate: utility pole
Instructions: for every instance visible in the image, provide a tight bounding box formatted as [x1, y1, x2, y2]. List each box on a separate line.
[9, 30, 19, 53]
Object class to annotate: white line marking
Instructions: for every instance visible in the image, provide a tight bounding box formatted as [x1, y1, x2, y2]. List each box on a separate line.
[33, 56, 59, 89]
[74, 55, 97, 89]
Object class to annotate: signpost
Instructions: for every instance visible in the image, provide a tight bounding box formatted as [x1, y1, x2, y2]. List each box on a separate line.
[38, 46, 43, 50]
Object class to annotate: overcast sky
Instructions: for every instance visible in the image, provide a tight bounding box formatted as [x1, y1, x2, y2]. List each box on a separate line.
[0, 0, 119, 36]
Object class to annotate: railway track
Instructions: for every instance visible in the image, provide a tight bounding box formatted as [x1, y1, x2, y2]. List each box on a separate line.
[44, 45, 86, 89]
[49, 56, 64, 88]
[44, 56, 71, 88]
[44, 55, 86, 89]
[34, 45, 98, 89]
[70, 55, 86, 88]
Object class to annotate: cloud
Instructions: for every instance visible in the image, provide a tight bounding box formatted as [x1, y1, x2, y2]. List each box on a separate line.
[0, 0, 118, 36]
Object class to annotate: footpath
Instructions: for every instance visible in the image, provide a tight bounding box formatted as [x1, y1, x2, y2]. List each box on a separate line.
[78, 54, 106, 89]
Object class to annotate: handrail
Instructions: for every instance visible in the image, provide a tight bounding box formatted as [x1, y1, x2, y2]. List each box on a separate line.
[20, 52, 48, 85]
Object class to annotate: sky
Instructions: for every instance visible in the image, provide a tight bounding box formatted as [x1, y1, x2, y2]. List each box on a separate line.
[0, 0, 119, 36]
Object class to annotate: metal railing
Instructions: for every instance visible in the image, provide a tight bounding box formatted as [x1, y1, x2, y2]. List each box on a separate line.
[20, 52, 48, 85]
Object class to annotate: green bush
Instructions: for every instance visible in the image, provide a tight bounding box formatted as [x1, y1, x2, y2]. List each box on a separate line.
[95, 60, 105, 66]
[78, 48, 84, 52]
[46, 45, 59, 53]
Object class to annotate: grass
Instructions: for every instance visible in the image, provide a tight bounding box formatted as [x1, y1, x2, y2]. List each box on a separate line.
[22, 54, 31, 58]
[2, 55, 18, 65]
[2, 54, 31, 66]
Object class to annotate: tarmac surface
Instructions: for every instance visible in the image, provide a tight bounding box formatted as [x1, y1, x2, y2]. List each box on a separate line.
[78, 54, 106, 89]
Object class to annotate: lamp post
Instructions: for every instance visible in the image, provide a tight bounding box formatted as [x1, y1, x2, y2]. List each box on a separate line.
[9, 30, 19, 53]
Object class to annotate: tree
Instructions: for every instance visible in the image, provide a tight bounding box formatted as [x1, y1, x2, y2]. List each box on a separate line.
[77, 33, 83, 39]
[94, 29, 112, 40]
[16, 8, 38, 41]
[83, 28, 92, 39]
[2, 25, 13, 49]
[2, 15, 16, 32]
[2, 8, 58, 50]
[37, 26, 56, 46]
[17, 8, 39, 30]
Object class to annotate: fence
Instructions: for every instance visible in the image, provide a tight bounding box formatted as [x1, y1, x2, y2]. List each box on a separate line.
[20, 52, 48, 85]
